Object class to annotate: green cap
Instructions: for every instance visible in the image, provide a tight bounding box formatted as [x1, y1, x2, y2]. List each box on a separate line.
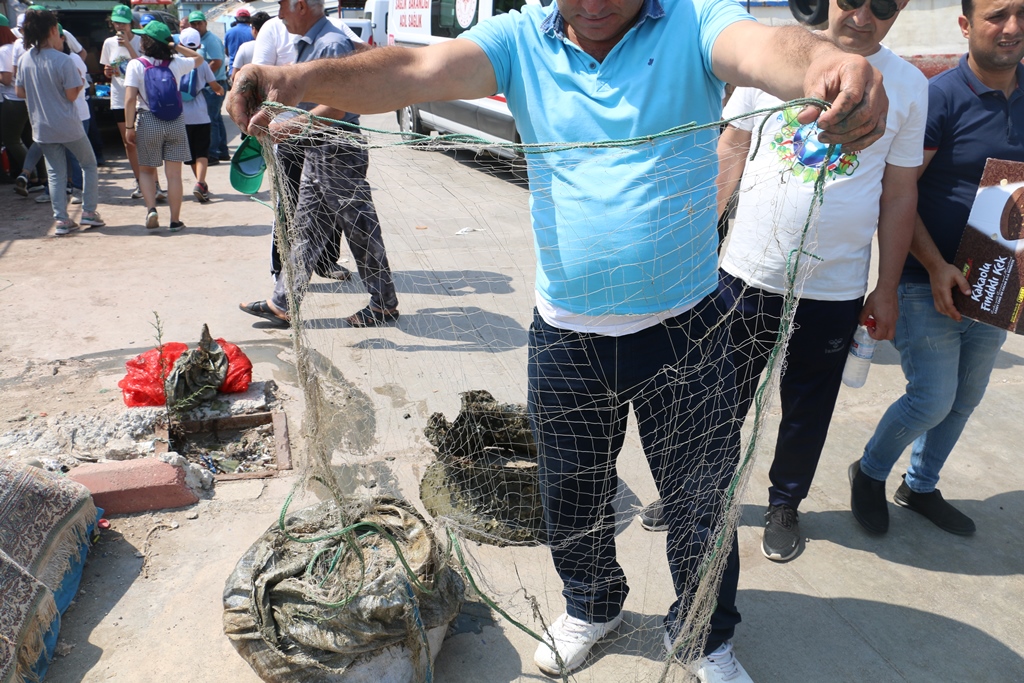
[27, 4, 48, 10]
[132, 19, 171, 43]
[110, 4, 132, 24]
[188, 10, 206, 22]
[230, 135, 267, 195]
[0, 14, 9, 27]
[58, 22, 63, 36]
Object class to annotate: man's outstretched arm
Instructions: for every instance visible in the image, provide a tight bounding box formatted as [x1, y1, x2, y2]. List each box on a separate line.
[228, 40, 497, 135]
[712, 21, 887, 152]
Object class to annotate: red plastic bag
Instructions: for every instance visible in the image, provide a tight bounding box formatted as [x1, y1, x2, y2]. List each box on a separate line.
[217, 339, 252, 394]
[117, 340, 253, 407]
[118, 342, 188, 407]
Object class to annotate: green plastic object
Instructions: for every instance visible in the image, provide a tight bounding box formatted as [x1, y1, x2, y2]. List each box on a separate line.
[230, 136, 266, 195]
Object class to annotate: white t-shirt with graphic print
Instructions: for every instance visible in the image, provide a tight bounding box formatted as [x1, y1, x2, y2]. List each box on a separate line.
[720, 45, 927, 300]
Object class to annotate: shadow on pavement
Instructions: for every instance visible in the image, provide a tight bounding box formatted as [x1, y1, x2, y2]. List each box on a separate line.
[739, 489, 1024, 575]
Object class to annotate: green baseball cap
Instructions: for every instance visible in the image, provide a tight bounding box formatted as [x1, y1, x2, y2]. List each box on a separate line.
[110, 4, 132, 24]
[188, 10, 206, 22]
[230, 135, 267, 195]
[0, 14, 9, 27]
[132, 19, 171, 43]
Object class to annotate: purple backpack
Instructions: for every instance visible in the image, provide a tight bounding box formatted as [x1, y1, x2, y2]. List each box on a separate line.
[139, 57, 183, 121]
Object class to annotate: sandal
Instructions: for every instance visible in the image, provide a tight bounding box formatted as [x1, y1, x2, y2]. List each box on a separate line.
[239, 300, 290, 328]
[344, 306, 399, 328]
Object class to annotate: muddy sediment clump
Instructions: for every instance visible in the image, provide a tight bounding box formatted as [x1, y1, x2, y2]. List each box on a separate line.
[420, 390, 544, 546]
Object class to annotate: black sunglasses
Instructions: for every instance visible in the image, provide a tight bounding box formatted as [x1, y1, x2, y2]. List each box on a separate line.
[836, 0, 900, 20]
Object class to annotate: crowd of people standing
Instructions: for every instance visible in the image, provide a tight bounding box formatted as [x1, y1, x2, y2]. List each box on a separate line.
[1, 4, 258, 234]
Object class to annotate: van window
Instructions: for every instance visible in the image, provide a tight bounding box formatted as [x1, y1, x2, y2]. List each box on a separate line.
[493, 0, 529, 14]
[431, 0, 475, 38]
[430, 0, 528, 38]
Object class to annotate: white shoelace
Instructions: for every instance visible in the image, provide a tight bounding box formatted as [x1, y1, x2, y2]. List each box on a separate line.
[706, 642, 744, 681]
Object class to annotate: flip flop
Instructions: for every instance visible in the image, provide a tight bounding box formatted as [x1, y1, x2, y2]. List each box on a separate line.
[239, 300, 290, 328]
[345, 306, 399, 328]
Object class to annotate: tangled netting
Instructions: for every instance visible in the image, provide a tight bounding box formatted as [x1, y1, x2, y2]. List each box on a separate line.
[225, 97, 833, 682]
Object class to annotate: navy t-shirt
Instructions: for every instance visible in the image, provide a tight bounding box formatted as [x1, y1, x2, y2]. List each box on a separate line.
[906, 56, 1024, 283]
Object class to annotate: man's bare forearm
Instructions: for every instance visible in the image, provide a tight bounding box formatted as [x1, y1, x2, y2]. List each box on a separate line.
[265, 42, 496, 116]
[715, 125, 751, 217]
[875, 166, 917, 291]
[909, 213, 947, 274]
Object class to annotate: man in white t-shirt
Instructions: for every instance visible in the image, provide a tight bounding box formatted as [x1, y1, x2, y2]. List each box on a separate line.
[100, 4, 145, 196]
[641, 0, 926, 568]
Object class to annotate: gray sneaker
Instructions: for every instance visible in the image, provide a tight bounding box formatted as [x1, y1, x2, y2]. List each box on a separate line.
[761, 504, 802, 562]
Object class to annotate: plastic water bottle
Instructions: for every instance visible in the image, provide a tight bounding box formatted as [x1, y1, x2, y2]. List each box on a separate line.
[842, 323, 878, 388]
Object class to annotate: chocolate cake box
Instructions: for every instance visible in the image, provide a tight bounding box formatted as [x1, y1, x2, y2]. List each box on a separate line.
[952, 158, 1024, 335]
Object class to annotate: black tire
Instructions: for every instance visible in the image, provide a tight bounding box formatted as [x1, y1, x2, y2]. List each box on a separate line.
[397, 105, 426, 141]
[788, 0, 828, 25]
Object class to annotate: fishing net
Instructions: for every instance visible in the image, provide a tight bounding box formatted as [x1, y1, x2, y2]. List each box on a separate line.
[226, 97, 831, 682]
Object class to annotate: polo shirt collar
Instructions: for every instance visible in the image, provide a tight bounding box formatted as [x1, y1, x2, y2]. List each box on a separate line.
[957, 53, 1024, 99]
[539, 0, 665, 40]
[294, 15, 332, 48]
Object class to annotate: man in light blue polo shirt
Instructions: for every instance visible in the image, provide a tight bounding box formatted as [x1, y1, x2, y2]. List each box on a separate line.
[228, 0, 887, 677]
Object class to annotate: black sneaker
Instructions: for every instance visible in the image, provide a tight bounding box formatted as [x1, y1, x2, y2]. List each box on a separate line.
[639, 499, 667, 532]
[849, 460, 889, 534]
[762, 504, 802, 561]
[893, 477, 975, 535]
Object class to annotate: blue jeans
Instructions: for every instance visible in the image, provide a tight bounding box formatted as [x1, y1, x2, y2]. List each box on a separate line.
[40, 136, 97, 220]
[528, 299, 741, 653]
[205, 82, 229, 159]
[860, 282, 1006, 492]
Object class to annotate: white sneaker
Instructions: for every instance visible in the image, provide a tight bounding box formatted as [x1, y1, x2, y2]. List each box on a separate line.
[156, 185, 167, 202]
[692, 641, 752, 683]
[35, 192, 51, 204]
[130, 184, 143, 199]
[70, 194, 83, 205]
[533, 612, 622, 675]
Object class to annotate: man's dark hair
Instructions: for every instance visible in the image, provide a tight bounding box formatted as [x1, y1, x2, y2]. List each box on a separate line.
[252, 11, 271, 33]
[962, 0, 973, 19]
[22, 8, 57, 49]
[140, 34, 173, 60]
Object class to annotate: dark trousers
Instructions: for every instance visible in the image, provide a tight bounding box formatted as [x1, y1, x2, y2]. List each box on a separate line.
[270, 139, 397, 314]
[527, 299, 742, 654]
[1, 99, 41, 179]
[714, 269, 860, 623]
[718, 270, 862, 507]
[273, 143, 346, 278]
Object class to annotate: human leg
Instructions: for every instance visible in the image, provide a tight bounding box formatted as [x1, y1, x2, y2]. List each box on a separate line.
[326, 143, 398, 313]
[269, 152, 333, 316]
[528, 309, 629, 624]
[768, 297, 861, 508]
[641, 301, 739, 654]
[63, 136, 96, 211]
[859, 283, 964, 482]
[903, 320, 1006, 492]
[164, 160, 184, 223]
[206, 86, 229, 159]
[39, 143, 71, 221]
[115, 114, 141, 186]
[1, 99, 30, 178]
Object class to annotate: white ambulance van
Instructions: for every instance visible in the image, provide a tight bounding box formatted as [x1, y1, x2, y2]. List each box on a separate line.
[386, 0, 548, 155]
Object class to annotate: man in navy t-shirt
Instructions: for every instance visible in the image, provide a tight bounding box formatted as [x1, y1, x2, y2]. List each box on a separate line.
[851, 0, 1024, 537]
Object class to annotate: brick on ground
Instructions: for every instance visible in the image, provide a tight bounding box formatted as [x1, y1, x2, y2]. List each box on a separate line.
[70, 459, 198, 514]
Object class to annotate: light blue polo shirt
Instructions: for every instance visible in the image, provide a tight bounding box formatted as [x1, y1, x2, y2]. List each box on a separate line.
[462, 0, 752, 316]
